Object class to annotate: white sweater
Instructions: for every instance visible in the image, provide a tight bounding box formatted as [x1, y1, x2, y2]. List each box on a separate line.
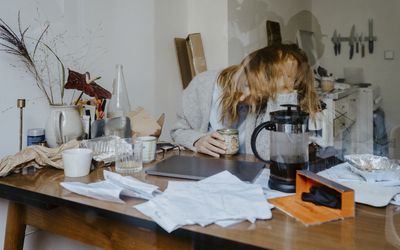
[170, 70, 298, 161]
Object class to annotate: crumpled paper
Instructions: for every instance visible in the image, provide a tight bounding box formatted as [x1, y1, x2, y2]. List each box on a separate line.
[318, 162, 400, 207]
[60, 170, 160, 203]
[0, 140, 80, 177]
[135, 171, 273, 233]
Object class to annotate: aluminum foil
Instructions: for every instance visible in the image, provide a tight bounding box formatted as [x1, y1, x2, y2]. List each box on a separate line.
[345, 154, 400, 171]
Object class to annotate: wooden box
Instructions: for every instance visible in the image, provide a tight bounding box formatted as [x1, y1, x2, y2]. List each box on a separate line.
[269, 170, 355, 226]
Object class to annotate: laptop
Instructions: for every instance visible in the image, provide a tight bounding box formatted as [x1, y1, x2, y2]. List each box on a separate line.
[145, 155, 264, 183]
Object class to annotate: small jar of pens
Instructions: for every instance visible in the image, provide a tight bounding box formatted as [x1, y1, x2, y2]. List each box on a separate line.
[76, 98, 109, 139]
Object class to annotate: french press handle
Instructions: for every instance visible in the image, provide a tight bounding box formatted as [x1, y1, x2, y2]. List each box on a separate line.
[250, 121, 275, 163]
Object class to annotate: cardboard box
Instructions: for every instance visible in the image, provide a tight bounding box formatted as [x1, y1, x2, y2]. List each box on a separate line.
[174, 33, 207, 89]
[174, 38, 193, 89]
[128, 107, 165, 139]
[186, 33, 207, 75]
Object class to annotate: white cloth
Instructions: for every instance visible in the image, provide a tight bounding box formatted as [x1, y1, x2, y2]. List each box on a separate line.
[318, 162, 400, 207]
[135, 171, 273, 233]
[60, 170, 160, 203]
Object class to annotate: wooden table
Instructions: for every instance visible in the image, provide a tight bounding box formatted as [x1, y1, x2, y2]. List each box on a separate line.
[0, 151, 399, 250]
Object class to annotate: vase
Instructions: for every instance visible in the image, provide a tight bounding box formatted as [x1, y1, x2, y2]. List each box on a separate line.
[45, 105, 83, 148]
[107, 64, 131, 118]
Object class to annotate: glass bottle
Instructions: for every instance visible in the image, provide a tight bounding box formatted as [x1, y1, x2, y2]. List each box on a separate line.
[107, 64, 131, 118]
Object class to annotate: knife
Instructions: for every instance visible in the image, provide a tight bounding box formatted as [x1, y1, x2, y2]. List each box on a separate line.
[368, 19, 374, 53]
[360, 32, 365, 58]
[349, 25, 355, 59]
[332, 30, 338, 55]
[355, 32, 359, 53]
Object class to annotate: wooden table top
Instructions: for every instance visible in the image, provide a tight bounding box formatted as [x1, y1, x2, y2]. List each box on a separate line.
[0, 150, 399, 250]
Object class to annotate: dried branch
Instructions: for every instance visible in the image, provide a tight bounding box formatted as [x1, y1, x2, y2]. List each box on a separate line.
[0, 12, 52, 104]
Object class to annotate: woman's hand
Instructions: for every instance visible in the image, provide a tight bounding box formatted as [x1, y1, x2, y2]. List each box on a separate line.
[194, 132, 227, 158]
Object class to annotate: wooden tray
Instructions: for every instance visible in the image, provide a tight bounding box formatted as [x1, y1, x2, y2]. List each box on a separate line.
[268, 170, 354, 226]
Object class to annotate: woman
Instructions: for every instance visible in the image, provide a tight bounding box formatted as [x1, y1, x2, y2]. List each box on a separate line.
[171, 43, 320, 159]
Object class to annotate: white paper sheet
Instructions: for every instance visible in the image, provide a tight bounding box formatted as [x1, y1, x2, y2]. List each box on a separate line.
[61, 181, 125, 203]
[135, 171, 273, 233]
[104, 170, 161, 200]
[60, 170, 160, 203]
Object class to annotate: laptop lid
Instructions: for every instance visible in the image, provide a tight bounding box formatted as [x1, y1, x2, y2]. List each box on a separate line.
[145, 155, 264, 183]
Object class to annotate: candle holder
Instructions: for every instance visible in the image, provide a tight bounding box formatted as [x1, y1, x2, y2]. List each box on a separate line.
[17, 99, 26, 151]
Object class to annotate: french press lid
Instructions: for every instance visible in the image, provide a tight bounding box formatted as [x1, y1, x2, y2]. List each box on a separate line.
[269, 104, 309, 133]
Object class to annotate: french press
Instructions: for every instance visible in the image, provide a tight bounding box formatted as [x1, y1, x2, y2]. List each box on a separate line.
[251, 104, 310, 193]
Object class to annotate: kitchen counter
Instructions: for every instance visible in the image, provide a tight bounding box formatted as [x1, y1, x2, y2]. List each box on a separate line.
[317, 85, 359, 100]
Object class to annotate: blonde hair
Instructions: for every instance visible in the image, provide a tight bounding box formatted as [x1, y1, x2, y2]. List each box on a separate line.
[217, 43, 320, 124]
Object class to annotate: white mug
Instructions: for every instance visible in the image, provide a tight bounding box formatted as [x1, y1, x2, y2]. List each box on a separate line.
[62, 148, 93, 177]
[136, 136, 157, 163]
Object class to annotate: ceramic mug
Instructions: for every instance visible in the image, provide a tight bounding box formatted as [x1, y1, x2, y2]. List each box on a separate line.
[136, 136, 157, 163]
[62, 148, 93, 177]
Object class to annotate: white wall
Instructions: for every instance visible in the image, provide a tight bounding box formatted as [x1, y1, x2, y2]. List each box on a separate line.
[310, 0, 400, 131]
[227, 0, 312, 64]
[153, 0, 188, 142]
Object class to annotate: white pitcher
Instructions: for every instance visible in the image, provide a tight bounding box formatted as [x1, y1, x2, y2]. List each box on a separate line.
[45, 105, 83, 148]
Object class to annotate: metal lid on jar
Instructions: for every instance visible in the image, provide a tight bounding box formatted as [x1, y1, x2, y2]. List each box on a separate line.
[217, 128, 238, 135]
[27, 128, 45, 136]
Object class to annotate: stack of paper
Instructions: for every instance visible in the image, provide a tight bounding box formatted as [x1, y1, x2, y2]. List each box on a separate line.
[60, 170, 160, 203]
[135, 171, 273, 233]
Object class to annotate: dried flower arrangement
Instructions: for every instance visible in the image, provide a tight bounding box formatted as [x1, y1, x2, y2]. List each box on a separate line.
[0, 12, 110, 105]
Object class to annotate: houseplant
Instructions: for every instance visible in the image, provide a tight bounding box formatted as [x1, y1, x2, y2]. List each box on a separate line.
[0, 13, 111, 147]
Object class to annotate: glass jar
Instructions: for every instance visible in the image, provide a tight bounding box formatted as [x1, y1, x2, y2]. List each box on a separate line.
[27, 128, 45, 146]
[217, 128, 239, 155]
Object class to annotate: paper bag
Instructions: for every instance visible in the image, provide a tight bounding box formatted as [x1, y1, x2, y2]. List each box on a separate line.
[128, 107, 165, 139]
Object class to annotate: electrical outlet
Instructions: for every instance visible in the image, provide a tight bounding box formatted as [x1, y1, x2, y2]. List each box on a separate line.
[384, 50, 394, 60]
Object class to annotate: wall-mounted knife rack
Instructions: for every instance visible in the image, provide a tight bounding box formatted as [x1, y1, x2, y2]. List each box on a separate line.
[331, 18, 377, 58]
[331, 34, 378, 43]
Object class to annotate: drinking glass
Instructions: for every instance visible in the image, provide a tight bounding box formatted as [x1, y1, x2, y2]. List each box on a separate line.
[115, 140, 143, 174]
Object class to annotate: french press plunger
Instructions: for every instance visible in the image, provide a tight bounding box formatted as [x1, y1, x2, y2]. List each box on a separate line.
[251, 104, 310, 193]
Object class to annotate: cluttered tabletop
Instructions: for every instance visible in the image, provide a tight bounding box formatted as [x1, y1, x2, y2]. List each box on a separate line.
[0, 149, 399, 250]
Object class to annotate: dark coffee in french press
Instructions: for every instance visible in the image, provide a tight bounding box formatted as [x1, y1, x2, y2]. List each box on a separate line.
[251, 104, 309, 193]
